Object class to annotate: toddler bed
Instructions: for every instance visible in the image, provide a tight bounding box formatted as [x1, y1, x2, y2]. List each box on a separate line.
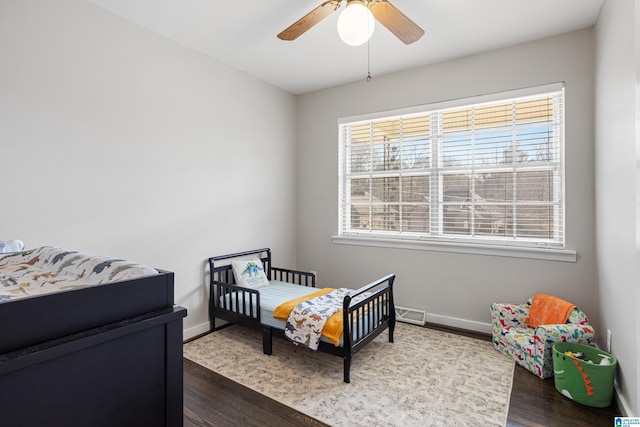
[0, 246, 186, 427]
[208, 248, 395, 383]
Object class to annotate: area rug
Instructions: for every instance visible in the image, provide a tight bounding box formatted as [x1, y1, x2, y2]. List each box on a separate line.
[183, 322, 514, 427]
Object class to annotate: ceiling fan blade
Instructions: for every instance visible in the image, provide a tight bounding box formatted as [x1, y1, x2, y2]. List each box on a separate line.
[278, 1, 340, 41]
[370, 1, 425, 45]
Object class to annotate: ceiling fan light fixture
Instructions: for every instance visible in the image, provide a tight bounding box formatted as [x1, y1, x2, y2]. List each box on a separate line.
[337, 2, 375, 47]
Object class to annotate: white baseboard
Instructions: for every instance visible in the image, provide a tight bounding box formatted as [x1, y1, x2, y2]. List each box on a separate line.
[182, 314, 492, 342]
[581, 345, 631, 416]
[183, 321, 211, 341]
[614, 383, 634, 417]
[424, 313, 493, 335]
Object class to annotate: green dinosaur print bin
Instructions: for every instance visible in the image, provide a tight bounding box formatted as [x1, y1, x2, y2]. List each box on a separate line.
[552, 342, 617, 408]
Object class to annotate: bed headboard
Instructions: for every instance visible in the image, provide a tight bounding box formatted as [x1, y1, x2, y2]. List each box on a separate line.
[208, 248, 272, 285]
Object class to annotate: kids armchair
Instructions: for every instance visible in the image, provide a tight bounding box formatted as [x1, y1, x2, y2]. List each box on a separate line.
[490, 294, 595, 379]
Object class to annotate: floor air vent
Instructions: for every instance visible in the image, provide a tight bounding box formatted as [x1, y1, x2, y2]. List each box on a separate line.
[395, 306, 426, 326]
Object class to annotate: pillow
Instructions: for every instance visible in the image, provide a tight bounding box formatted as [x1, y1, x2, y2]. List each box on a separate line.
[231, 258, 269, 289]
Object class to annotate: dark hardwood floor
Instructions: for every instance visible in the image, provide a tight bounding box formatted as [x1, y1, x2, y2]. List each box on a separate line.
[184, 324, 622, 427]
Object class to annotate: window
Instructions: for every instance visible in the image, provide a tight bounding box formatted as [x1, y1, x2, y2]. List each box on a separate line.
[337, 84, 567, 255]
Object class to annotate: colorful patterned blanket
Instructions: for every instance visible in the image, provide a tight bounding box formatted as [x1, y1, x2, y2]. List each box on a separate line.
[0, 246, 158, 302]
[283, 288, 351, 350]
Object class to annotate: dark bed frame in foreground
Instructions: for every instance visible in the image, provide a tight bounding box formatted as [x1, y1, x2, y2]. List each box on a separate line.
[0, 271, 187, 427]
[208, 248, 395, 383]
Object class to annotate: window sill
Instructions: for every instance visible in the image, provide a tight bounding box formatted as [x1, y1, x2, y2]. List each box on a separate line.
[331, 235, 577, 262]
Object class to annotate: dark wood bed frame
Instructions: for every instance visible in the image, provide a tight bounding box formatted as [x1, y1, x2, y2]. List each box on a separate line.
[0, 270, 186, 427]
[208, 248, 395, 383]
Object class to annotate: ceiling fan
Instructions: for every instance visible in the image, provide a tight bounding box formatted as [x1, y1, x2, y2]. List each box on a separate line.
[277, 0, 425, 45]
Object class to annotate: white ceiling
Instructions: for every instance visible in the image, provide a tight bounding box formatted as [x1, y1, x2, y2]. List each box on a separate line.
[89, 0, 604, 95]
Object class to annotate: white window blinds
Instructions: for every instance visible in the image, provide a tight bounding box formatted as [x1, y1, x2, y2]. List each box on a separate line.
[338, 84, 565, 248]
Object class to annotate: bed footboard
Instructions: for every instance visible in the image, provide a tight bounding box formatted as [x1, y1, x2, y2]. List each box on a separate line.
[344, 274, 395, 382]
[312, 273, 396, 383]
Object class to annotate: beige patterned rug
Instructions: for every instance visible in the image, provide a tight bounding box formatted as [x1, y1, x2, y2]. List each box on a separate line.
[183, 322, 514, 427]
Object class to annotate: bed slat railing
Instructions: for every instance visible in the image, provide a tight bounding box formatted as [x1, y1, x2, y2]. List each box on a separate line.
[271, 267, 316, 287]
[348, 288, 389, 342]
[214, 282, 260, 318]
[343, 274, 395, 352]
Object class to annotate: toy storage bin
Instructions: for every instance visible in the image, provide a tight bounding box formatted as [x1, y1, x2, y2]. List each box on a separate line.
[552, 342, 617, 408]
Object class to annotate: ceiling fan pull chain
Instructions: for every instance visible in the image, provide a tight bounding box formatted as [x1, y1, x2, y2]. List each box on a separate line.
[366, 38, 372, 81]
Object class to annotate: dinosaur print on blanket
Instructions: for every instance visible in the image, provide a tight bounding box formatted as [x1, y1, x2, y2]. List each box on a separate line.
[284, 288, 351, 351]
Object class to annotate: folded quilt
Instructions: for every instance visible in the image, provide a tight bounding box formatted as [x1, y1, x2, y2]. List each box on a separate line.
[283, 288, 351, 350]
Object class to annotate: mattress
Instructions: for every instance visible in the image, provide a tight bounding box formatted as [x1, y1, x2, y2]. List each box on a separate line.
[220, 280, 383, 345]
[219, 280, 315, 328]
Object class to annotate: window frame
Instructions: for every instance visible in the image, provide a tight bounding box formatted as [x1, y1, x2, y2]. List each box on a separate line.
[334, 83, 576, 262]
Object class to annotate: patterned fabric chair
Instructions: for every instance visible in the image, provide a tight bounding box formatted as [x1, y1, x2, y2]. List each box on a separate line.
[490, 297, 595, 379]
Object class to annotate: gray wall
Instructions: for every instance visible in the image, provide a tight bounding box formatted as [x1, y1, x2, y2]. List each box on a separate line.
[0, 0, 298, 338]
[594, 0, 639, 417]
[1, 0, 636, 417]
[296, 29, 598, 334]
